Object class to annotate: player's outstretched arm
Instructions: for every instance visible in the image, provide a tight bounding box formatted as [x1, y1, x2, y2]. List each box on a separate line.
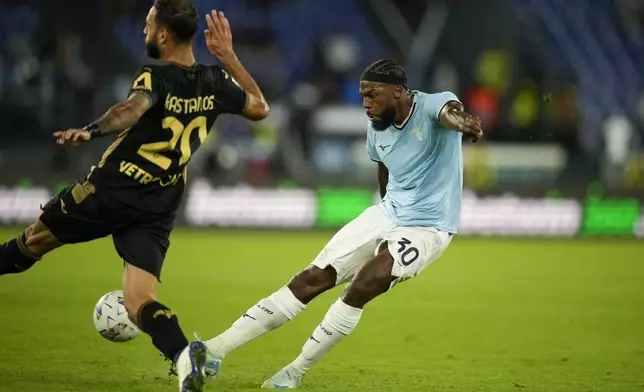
[377, 161, 388, 199]
[438, 101, 484, 143]
[204, 10, 269, 121]
[53, 92, 152, 146]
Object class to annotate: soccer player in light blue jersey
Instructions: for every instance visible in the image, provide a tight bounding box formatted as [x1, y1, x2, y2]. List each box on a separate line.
[203, 59, 483, 389]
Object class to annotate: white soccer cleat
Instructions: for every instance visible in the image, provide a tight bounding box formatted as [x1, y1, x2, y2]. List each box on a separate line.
[261, 367, 302, 389]
[176, 341, 208, 392]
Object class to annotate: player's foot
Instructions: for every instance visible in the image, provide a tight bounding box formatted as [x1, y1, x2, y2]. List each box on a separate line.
[197, 332, 223, 379]
[261, 367, 302, 389]
[204, 353, 222, 379]
[176, 341, 208, 392]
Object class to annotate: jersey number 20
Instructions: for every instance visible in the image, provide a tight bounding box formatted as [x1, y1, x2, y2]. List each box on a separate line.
[137, 116, 208, 170]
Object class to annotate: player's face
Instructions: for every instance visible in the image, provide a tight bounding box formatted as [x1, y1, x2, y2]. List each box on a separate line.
[144, 7, 161, 59]
[360, 81, 397, 131]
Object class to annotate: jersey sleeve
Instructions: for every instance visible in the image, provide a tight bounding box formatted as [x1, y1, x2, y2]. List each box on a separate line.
[426, 91, 461, 122]
[128, 66, 163, 106]
[212, 67, 248, 115]
[366, 128, 381, 162]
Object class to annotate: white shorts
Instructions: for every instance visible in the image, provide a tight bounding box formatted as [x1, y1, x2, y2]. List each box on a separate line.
[312, 205, 453, 288]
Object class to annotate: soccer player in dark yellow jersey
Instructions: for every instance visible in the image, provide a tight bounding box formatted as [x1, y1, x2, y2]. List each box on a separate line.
[0, 1, 269, 391]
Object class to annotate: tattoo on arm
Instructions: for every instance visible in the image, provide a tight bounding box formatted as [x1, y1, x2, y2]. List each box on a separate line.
[93, 93, 152, 135]
[377, 162, 388, 199]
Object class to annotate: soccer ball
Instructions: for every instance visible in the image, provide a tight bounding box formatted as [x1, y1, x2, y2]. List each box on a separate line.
[93, 290, 141, 342]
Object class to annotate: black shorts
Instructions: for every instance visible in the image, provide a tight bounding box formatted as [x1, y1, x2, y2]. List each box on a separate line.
[39, 181, 175, 281]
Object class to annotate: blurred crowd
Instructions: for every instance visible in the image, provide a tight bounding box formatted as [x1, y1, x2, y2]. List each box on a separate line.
[0, 0, 643, 188]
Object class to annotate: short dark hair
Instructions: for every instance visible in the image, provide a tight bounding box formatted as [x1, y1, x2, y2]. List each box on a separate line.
[154, 0, 198, 43]
[363, 59, 408, 88]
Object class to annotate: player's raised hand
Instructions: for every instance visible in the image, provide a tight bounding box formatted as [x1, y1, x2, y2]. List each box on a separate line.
[205, 10, 234, 60]
[53, 129, 91, 146]
[459, 114, 483, 143]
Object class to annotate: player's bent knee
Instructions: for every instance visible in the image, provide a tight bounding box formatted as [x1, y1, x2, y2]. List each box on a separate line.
[288, 265, 336, 304]
[24, 220, 61, 257]
[366, 248, 395, 284]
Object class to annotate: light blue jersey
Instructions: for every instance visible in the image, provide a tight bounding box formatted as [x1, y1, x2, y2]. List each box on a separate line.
[366, 91, 463, 233]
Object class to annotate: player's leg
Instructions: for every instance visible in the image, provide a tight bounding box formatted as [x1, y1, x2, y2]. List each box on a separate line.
[262, 228, 453, 389]
[0, 182, 110, 276]
[122, 262, 189, 360]
[204, 206, 395, 377]
[113, 216, 205, 392]
[204, 265, 334, 364]
[122, 262, 204, 392]
[0, 220, 58, 275]
[259, 251, 389, 390]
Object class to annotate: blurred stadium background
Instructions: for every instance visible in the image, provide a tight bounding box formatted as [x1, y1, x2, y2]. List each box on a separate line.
[1, 0, 643, 234]
[0, 1, 643, 391]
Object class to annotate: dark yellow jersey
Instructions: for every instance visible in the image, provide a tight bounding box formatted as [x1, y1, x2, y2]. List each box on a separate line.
[88, 62, 247, 214]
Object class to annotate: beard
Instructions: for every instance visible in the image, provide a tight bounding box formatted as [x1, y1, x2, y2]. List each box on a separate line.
[370, 105, 397, 131]
[145, 40, 161, 59]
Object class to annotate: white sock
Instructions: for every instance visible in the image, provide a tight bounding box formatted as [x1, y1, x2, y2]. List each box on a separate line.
[289, 299, 362, 376]
[206, 287, 305, 358]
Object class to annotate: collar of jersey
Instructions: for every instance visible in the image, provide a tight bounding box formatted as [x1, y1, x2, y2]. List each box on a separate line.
[160, 60, 199, 70]
[392, 91, 418, 130]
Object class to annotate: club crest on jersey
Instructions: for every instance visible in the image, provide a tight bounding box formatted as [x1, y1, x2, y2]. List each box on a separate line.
[132, 71, 152, 92]
[411, 127, 423, 141]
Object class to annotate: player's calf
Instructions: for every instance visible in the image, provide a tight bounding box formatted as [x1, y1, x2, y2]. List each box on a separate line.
[123, 263, 158, 326]
[205, 266, 335, 361]
[123, 263, 189, 364]
[132, 294, 205, 392]
[275, 297, 363, 386]
[204, 266, 337, 379]
[0, 220, 60, 276]
[205, 285, 307, 362]
[274, 249, 394, 386]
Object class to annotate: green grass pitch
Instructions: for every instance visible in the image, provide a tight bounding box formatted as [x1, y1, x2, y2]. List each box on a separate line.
[0, 229, 643, 392]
